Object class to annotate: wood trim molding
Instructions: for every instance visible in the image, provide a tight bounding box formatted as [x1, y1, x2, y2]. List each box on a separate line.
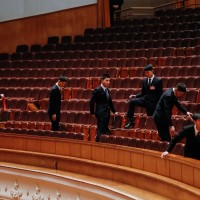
[0, 133, 200, 199]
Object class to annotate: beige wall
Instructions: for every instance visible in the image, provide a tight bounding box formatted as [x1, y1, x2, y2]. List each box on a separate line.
[0, 4, 98, 53]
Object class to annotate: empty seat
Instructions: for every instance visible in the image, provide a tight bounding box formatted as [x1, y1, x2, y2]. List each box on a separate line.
[136, 139, 147, 148]
[22, 52, 34, 60]
[171, 143, 185, 156]
[48, 36, 59, 44]
[192, 56, 200, 66]
[151, 140, 161, 151]
[16, 44, 29, 53]
[99, 135, 109, 143]
[55, 44, 67, 51]
[30, 44, 42, 52]
[10, 53, 22, 61]
[42, 44, 55, 52]
[74, 35, 83, 43]
[0, 53, 10, 61]
[163, 47, 176, 56]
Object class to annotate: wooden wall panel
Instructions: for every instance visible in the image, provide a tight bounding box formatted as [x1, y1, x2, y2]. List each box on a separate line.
[1, 133, 200, 200]
[169, 161, 182, 181]
[156, 158, 170, 177]
[26, 138, 41, 152]
[80, 143, 92, 160]
[182, 164, 194, 185]
[130, 151, 144, 170]
[104, 147, 119, 165]
[92, 145, 105, 162]
[118, 149, 131, 167]
[143, 154, 157, 173]
[194, 168, 200, 188]
[186, 0, 200, 7]
[40, 139, 56, 154]
[0, 4, 98, 53]
[55, 140, 70, 155]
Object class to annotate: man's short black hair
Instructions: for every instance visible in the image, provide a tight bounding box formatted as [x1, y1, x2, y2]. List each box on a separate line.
[144, 64, 153, 71]
[176, 82, 186, 93]
[192, 113, 200, 121]
[101, 74, 110, 80]
[59, 76, 68, 82]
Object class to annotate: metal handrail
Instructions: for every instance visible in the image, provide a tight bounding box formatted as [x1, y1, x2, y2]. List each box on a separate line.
[116, 0, 189, 14]
[115, 0, 194, 19]
[154, 0, 189, 10]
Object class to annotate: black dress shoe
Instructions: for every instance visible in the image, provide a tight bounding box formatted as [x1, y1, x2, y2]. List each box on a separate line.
[124, 122, 135, 129]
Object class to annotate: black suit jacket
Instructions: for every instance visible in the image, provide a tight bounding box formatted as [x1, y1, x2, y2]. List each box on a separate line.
[48, 84, 61, 115]
[90, 86, 115, 117]
[167, 125, 200, 160]
[153, 88, 187, 127]
[136, 76, 163, 114]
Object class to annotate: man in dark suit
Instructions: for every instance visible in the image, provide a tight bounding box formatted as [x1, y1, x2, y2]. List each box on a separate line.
[125, 64, 163, 129]
[48, 76, 68, 131]
[153, 83, 192, 142]
[110, 0, 124, 26]
[161, 113, 200, 160]
[90, 74, 117, 142]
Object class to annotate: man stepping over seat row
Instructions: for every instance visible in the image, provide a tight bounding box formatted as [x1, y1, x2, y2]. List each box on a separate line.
[125, 64, 163, 129]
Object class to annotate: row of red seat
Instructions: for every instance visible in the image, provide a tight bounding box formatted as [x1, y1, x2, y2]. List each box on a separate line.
[112, 115, 192, 137]
[0, 77, 90, 88]
[7, 39, 200, 54]
[0, 109, 193, 143]
[0, 58, 148, 68]
[99, 135, 184, 156]
[2, 47, 180, 61]
[6, 46, 200, 61]
[0, 87, 49, 100]
[0, 77, 199, 90]
[122, 66, 200, 77]
[65, 88, 200, 104]
[114, 13, 200, 27]
[0, 110, 122, 129]
[0, 67, 119, 78]
[6, 43, 200, 62]
[1, 56, 200, 69]
[85, 22, 200, 35]
[0, 66, 200, 79]
[1, 88, 199, 113]
[0, 127, 84, 140]
[80, 30, 200, 43]
[41, 38, 200, 50]
[154, 8, 200, 17]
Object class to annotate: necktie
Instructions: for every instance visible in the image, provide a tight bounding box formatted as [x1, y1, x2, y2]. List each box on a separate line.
[105, 88, 109, 100]
[148, 78, 151, 85]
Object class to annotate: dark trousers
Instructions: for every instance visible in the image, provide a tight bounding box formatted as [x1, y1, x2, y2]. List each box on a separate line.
[110, 7, 121, 26]
[49, 113, 60, 131]
[127, 97, 146, 119]
[153, 116, 171, 142]
[127, 97, 157, 118]
[96, 112, 110, 142]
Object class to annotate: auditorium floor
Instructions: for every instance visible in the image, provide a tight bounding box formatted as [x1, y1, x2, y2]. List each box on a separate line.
[0, 162, 170, 200]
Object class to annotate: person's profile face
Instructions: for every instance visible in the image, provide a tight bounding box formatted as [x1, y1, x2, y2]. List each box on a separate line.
[174, 90, 185, 97]
[101, 78, 110, 88]
[59, 81, 66, 88]
[195, 119, 200, 130]
[144, 71, 153, 78]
